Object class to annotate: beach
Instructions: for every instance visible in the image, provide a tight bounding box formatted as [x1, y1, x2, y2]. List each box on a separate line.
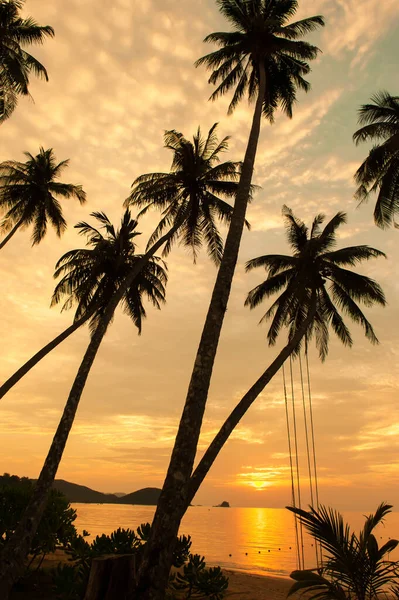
[225, 570, 292, 599]
[20, 551, 293, 599]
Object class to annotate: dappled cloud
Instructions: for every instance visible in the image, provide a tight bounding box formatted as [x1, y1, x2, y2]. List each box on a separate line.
[0, 0, 398, 509]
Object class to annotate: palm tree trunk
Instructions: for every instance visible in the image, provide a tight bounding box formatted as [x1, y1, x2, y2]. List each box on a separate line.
[0, 224, 180, 599]
[0, 217, 24, 250]
[0, 304, 114, 599]
[187, 302, 318, 506]
[0, 223, 180, 402]
[0, 311, 94, 400]
[135, 63, 268, 600]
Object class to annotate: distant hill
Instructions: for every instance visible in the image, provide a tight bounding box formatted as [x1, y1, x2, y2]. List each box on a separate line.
[113, 492, 127, 498]
[51, 480, 161, 505]
[119, 487, 161, 505]
[52, 480, 118, 504]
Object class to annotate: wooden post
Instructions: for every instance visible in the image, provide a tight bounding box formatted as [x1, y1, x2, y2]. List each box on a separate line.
[84, 554, 137, 600]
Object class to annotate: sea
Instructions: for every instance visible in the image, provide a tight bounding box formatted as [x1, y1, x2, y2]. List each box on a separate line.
[71, 504, 399, 577]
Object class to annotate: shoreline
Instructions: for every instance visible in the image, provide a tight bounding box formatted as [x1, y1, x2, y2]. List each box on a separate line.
[34, 552, 293, 599]
[224, 569, 292, 599]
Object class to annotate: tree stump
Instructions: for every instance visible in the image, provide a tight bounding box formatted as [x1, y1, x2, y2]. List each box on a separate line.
[84, 554, 137, 600]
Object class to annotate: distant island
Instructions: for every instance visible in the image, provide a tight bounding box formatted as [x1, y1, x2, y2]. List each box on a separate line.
[214, 501, 230, 508]
[50, 479, 161, 505]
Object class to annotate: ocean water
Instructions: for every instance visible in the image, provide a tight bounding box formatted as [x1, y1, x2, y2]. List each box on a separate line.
[72, 504, 399, 577]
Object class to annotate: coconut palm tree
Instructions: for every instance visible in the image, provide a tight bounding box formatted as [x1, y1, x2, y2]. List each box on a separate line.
[186, 207, 387, 506]
[353, 91, 399, 228]
[0, 210, 167, 597]
[137, 2, 325, 595]
[0, 125, 240, 401]
[125, 123, 245, 264]
[0, 147, 86, 250]
[0, 0, 54, 122]
[287, 502, 399, 600]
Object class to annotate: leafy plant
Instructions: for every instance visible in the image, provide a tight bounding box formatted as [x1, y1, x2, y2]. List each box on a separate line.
[287, 502, 399, 600]
[52, 563, 84, 600]
[58, 525, 227, 600]
[0, 474, 77, 567]
[170, 553, 228, 599]
[173, 534, 192, 568]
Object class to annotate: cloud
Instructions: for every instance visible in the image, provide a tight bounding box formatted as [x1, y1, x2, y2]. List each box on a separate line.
[320, 0, 399, 66]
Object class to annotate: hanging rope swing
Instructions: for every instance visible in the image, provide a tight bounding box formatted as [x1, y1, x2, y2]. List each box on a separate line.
[282, 347, 320, 570]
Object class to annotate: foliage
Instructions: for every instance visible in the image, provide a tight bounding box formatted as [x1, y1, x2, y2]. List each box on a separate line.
[51, 209, 168, 335]
[195, 0, 324, 118]
[353, 91, 399, 228]
[0, 147, 86, 246]
[52, 525, 227, 600]
[0, 474, 77, 563]
[245, 207, 386, 360]
[170, 553, 229, 599]
[0, 0, 54, 122]
[52, 564, 85, 600]
[287, 502, 399, 600]
[125, 124, 246, 265]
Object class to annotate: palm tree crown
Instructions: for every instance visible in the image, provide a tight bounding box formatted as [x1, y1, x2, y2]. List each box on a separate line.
[353, 91, 399, 228]
[52, 209, 167, 334]
[0, 0, 54, 122]
[245, 207, 386, 360]
[195, 0, 324, 118]
[0, 147, 86, 247]
[125, 123, 246, 264]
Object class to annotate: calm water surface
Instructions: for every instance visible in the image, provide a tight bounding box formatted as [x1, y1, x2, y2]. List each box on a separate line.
[72, 504, 399, 577]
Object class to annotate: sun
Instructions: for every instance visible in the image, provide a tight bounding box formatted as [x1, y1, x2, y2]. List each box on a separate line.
[249, 481, 272, 491]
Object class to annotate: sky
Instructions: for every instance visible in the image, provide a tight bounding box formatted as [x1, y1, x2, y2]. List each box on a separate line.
[0, 0, 398, 511]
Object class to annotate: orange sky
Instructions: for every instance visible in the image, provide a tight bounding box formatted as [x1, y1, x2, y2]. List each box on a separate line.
[0, 0, 398, 510]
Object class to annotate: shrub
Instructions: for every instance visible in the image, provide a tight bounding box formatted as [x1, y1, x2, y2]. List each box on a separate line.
[0, 473, 77, 566]
[287, 502, 399, 600]
[54, 524, 228, 600]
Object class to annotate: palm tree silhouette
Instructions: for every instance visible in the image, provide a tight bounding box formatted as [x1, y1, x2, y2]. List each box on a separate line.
[0, 210, 167, 596]
[353, 91, 399, 228]
[287, 502, 398, 600]
[138, 2, 325, 594]
[0, 0, 54, 122]
[126, 123, 244, 264]
[187, 207, 386, 506]
[0, 147, 86, 250]
[0, 125, 241, 400]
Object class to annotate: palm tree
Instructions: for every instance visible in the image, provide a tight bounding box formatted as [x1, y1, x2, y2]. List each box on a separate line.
[125, 123, 244, 264]
[287, 503, 399, 600]
[0, 210, 167, 597]
[353, 91, 399, 228]
[138, 2, 325, 595]
[0, 124, 240, 401]
[186, 207, 386, 506]
[0, 147, 86, 250]
[0, 0, 54, 122]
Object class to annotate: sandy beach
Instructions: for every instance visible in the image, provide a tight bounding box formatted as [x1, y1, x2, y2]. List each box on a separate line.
[225, 570, 292, 599]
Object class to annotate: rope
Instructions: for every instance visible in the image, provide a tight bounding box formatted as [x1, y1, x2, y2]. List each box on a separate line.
[305, 349, 320, 510]
[305, 349, 322, 569]
[299, 351, 320, 568]
[282, 363, 302, 570]
[289, 355, 305, 569]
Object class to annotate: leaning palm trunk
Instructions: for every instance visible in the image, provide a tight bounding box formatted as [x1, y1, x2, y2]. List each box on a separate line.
[187, 302, 317, 506]
[0, 224, 180, 402]
[0, 216, 24, 250]
[0, 310, 95, 400]
[0, 226, 177, 599]
[0, 304, 113, 599]
[136, 65, 267, 599]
